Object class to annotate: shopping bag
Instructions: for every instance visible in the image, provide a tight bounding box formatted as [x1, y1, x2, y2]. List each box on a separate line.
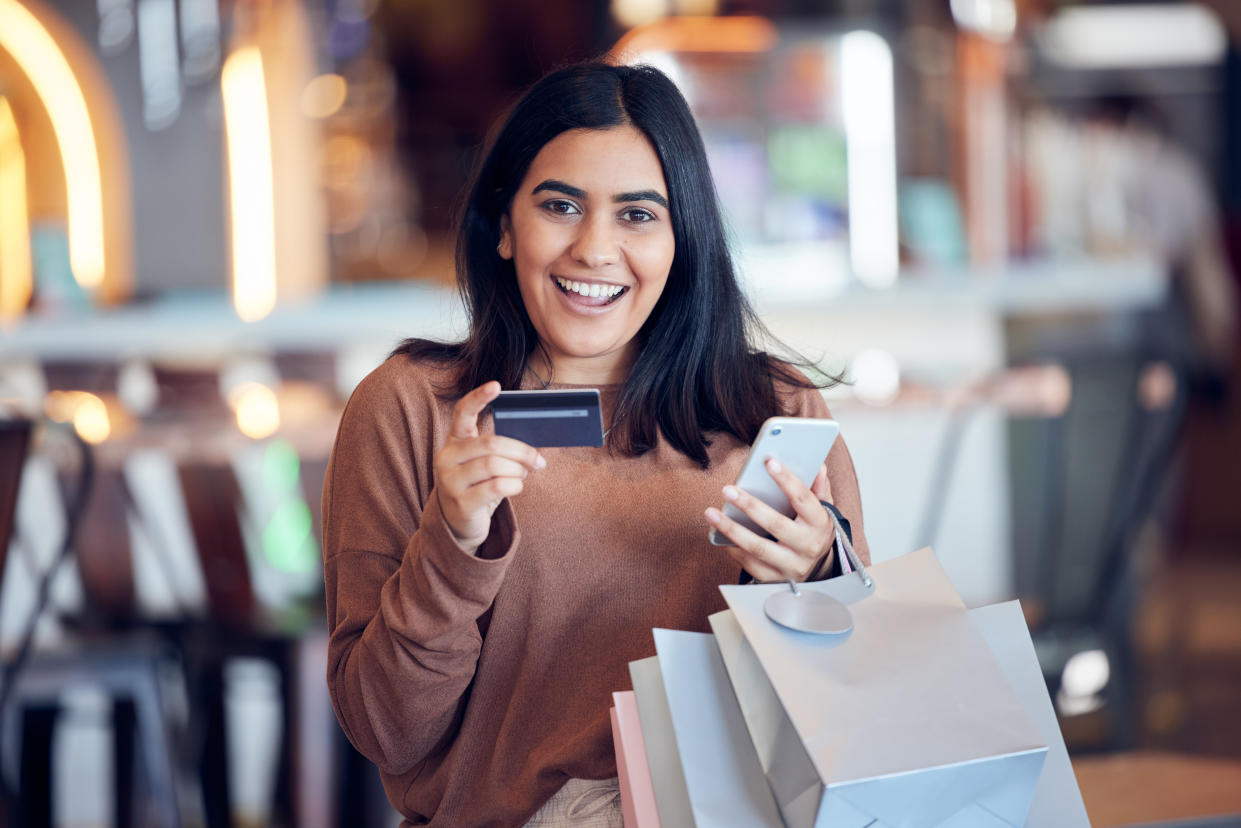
[969, 602, 1089, 827]
[716, 547, 1048, 828]
[611, 691, 663, 828]
[709, 599, 1087, 828]
[628, 656, 694, 827]
[708, 610, 824, 825]
[646, 628, 784, 827]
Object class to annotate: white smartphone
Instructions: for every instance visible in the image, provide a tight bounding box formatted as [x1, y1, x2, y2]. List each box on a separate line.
[708, 417, 840, 546]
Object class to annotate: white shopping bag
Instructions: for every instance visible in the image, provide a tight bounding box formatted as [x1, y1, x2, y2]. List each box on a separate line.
[969, 602, 1089, 827]
[629, 656, 695, 827]
[709, 599, 1088, 828]
[716, 548, 1049, 828]
[646, 629, 784, 827]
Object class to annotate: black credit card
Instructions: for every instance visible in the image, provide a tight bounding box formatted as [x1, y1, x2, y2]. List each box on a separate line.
[490, 389, 604, 448]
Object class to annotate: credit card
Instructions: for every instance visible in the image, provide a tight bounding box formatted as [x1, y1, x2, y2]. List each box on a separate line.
[490, 389, 604, 448]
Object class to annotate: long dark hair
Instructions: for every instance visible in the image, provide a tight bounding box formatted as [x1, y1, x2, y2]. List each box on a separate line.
[395, 61, 831, 468]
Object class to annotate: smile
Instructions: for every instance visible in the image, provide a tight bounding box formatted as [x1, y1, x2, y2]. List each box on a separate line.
[554, 276, 627, 303]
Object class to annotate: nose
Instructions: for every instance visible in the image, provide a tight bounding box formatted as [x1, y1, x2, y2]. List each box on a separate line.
[570, 216, 620, 269]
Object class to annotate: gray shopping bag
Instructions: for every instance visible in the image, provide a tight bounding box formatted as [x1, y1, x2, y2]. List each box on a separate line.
[642, 629, 785, 826]
[969, 602, 1089, 827]
[716, 548, 1049, 828]
[629, 656, 694, 827]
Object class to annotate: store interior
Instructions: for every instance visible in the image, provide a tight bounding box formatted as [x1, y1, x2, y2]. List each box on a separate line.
[2, 0, 1241, 825]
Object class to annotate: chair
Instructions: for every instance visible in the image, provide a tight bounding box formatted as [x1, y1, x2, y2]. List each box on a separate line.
[1008, 350, 1189, 749]
[0, 419, 30, 597]
[0, 421, 189, 826]
[913, 342, 1188, 750]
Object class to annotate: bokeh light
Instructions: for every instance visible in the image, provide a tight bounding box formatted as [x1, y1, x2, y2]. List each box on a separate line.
[850, 348, 901, 406]
[231, 381, 280, 440]
[301, 73, 347, 119]
[71, 391, 111, 444]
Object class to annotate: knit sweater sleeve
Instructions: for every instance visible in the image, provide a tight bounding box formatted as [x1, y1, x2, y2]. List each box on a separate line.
[321, 359, 519, 775]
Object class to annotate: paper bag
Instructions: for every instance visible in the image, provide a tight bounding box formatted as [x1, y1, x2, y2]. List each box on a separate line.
[611, 691, 663, 828]
[647, 629, 784, 826]
[710, 599, 1088, 827]
[716, 548, 1048, 828]
[628, 656, 694, 827]
[969, 602, 1089, 827]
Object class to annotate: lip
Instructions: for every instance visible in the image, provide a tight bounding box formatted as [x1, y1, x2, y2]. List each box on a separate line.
[549, 274, 629, 315]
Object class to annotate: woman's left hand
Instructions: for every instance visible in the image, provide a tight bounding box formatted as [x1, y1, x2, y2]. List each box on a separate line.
[705, 459, 834, 582]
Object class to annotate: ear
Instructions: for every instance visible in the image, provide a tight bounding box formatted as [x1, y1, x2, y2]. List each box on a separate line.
[497, 215, 513, 260]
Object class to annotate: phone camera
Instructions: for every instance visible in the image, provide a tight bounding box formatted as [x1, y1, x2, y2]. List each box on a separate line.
[770, 426, 782, 436]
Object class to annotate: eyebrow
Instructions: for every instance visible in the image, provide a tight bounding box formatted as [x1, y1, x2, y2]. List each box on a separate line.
[531, 179, 669, 209]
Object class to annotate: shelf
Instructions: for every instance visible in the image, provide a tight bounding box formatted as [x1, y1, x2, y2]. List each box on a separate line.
[2, 256, 1165, 366]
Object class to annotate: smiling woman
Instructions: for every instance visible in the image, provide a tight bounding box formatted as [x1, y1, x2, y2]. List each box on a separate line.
[500, 126, 675, 385]
[321, 61, 870, 827]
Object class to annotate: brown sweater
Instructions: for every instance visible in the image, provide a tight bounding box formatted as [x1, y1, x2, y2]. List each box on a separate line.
[322, 355, 869, 826]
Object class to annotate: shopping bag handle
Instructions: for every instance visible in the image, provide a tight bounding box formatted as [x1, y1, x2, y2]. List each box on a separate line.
[822, 501, 872, 589]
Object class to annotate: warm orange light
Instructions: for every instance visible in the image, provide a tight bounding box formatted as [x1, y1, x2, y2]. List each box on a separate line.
[300, 73, 347, 119]
[612, 0, 668, 29]
[72, 391, 111, 443]
[611, 15, 777, 61]
[0, 95, 32, 321]
[45, 389, 79, 422]
[230, 381, 280, 439]
[222, 45, 277, 322]
[0, 0, 106, 290]
[43, 390, 112, 442]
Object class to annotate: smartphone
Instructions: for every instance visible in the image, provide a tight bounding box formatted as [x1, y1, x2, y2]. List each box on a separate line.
[708, 417, 840, 546]
[490, 389, 605, 447]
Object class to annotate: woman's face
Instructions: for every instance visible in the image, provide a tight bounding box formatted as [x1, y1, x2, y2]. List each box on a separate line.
[499, 125, 675, 385]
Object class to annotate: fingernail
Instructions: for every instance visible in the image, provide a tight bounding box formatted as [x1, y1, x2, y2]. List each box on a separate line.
[704, 507, 721, 524]
[535, 455, 547, 469]
[767, 457, 783, 474]
[722, 485, 739, 501]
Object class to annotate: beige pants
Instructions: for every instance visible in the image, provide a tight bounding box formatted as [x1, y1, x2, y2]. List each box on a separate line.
[524, 777, 623, 827]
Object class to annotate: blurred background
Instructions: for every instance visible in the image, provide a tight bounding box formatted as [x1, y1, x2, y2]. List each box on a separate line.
[1, 0, 1240, 825]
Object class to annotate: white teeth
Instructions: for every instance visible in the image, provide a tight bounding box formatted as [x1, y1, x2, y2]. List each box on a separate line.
[555, 277, 624, 299]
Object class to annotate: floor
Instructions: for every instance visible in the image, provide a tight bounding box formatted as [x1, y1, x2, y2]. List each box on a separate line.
[1073, 751, 1241, 827]
[1131, 550, 1241, 760]
[1067, 541, 1241, 827]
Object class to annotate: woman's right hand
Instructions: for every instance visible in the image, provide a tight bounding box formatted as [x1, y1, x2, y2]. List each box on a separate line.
[435, 381, 546, 552]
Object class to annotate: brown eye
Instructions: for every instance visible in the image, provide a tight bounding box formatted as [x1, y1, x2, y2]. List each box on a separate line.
[621, 207, 656, 223]
[543, 199, 579, 215]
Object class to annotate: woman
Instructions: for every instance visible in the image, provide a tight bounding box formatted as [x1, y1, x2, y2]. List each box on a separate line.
[322, 61, 869, 826]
